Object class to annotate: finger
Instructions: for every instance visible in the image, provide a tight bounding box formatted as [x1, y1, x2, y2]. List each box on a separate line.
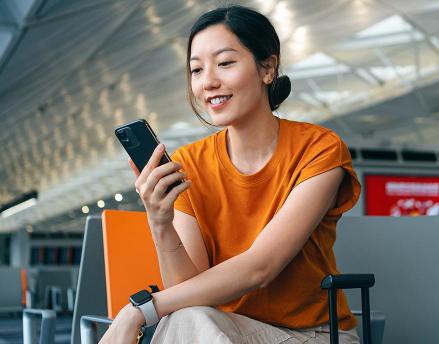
[143, 162, 182, 195]
[149, 161, 182, 184]
[163, 180, 192, 205]
[128, 158, 140, 177]
[151, 171, 186, 201]
[144, 144, 166, 173]
[135, 144, 168, 190]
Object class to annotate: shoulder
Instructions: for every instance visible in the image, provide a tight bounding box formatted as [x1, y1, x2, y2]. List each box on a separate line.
[281, 119, 344, 151]
[284, 119, 340, 141]
[171, 129, 223, 164]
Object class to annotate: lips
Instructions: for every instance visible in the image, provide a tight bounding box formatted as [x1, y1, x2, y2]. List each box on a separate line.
[206, 95, 232, 104]
[205, 95, 233, 111]
[206, 95, 232, 110]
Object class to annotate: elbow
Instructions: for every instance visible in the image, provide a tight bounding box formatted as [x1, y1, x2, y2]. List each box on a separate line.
[244, 252, 274, 289]
[258, 270, 274, 289]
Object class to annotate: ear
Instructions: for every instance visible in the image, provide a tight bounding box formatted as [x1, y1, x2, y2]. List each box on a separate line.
[261, 55, 278, 85]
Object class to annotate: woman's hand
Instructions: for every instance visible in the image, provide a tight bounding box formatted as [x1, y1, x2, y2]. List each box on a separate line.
[129, 144, 191, 229]
[99, 304, 144, 344]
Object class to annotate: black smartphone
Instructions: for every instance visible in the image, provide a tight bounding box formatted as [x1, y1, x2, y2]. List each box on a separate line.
[115, 119, 182, 192]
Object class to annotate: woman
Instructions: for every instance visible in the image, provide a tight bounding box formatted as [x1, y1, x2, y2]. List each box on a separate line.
[101, 5, 361, 344]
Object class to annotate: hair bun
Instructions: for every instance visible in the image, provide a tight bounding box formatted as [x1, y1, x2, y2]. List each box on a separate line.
[269, 75, 291, 111]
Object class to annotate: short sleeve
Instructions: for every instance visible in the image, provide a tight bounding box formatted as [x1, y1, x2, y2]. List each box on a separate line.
[295, 131, 361, 217]
[171, 149, 196, 216]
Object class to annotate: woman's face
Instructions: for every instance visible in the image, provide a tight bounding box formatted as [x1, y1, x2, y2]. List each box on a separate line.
[189, 24, 270, 127]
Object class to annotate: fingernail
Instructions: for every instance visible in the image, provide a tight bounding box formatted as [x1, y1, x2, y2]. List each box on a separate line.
[157, 144, 164, 152]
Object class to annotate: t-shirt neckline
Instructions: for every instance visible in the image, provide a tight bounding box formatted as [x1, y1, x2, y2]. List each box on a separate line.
[215, 118, 287, 186]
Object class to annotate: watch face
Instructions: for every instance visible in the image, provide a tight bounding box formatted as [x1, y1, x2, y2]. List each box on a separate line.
[130, 290, 152, 306]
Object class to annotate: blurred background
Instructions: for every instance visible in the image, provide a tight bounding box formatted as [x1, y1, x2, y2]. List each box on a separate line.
[1, 0, 439, 236]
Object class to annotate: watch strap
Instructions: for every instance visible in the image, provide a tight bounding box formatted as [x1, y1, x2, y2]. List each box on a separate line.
[138, 299, 159, 327]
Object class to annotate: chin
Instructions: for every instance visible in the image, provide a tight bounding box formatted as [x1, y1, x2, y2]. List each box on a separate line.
[207, 114, 237, 128]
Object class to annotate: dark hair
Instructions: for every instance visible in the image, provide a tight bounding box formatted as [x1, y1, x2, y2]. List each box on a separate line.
[186, 5, 291, 126]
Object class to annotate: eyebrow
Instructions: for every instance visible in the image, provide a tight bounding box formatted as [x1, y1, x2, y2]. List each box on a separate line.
[190, 47, 238, 61]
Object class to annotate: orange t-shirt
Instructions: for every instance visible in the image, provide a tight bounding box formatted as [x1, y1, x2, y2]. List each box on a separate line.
[171, 119, 361, 330]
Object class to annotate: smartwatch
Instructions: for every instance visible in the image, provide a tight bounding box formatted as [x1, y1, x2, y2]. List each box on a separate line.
[129, 287, 159, 327]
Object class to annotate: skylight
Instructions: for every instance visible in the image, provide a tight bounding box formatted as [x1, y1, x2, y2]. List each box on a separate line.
[369, 65, 416, 81]
[356, 15, 412, 38]
[293, 52, 336, 69]
[341, 15, 423, 49]
[287, 52, 350, 79]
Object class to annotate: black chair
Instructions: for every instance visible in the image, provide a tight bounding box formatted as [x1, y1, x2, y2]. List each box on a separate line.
[321, 273, 385, 344]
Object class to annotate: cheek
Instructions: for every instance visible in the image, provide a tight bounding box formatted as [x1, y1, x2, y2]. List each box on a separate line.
[232, 69, 264, 99]
[191, 79, 203, 100]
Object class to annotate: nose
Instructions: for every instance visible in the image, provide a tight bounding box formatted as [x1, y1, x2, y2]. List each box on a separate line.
[203, 67, 220, 90]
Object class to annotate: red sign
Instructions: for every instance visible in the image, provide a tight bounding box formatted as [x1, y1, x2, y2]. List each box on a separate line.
[365, 175, 439, 216]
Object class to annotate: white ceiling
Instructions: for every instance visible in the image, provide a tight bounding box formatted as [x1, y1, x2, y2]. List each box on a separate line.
[0, 0, 439, 232]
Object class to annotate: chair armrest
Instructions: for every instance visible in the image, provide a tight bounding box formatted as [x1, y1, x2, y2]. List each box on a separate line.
[23, 308, 56, 344]
[67, 287, 76, 312]
[25, 290, 34, 308]
[321, 273, 375, 290]
[80, 315, 112, 344]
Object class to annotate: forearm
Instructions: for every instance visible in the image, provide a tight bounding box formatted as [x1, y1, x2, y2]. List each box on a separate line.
[152, 249, 264, 318]
[151, 222, 201, 288]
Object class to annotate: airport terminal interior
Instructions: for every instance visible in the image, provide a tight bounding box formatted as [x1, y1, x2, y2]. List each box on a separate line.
[0, 0, 438, 343]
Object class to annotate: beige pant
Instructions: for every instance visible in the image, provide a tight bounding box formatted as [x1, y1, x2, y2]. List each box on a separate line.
[151, 306, 360, 344]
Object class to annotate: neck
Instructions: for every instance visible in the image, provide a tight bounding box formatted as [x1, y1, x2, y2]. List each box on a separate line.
[226, 114, 280, 175]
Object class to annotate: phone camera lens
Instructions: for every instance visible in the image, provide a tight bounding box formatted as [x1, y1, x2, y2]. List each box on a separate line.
[118, 131, 130, 143]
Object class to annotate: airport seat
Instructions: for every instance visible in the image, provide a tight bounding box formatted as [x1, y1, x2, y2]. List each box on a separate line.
[22, 308, 56, 344]
[22, 216, 104, 344]
[21, 269, 62, 344]
[80, 210, 163, 343]
[0, 267, 23, 313]
[26, 267, 75, 312]
[71, 215, 108, 344]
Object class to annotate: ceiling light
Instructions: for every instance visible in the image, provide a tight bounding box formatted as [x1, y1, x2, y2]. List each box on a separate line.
[82, 206, 90, 214]
[293, 26, 308, 41]
[97, 200, 105, 208]
[0, 191, 38, 218]
[115, 193, 123, 202]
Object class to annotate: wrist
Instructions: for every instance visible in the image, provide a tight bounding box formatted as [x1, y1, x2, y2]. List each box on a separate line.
[149, 220, 173, 235]
[130, 304, 146, 326]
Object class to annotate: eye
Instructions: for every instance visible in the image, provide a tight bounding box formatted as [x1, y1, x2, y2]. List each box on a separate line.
[190, 67, 202, 75]
[219, 61, 235, 67]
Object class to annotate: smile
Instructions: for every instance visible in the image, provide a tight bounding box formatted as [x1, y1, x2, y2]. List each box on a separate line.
[209, 95, 232, 105]
[207, 95, 232, 110]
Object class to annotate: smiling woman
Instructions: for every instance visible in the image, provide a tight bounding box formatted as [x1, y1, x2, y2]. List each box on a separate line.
[186, 8, 291, 127]
[100, 5, 361, 344]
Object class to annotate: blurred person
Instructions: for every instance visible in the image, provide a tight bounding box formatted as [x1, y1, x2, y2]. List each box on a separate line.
[101, 5, 361, 344]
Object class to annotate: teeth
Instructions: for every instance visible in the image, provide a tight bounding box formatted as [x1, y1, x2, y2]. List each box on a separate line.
[210, 96, 230, 105]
